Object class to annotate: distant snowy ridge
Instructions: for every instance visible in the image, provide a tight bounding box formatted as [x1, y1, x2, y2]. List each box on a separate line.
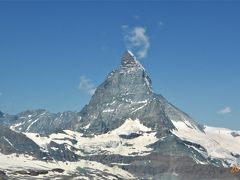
[171, 120, 240, 166]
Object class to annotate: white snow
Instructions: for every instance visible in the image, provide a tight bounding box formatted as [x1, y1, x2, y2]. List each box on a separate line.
[130, 100, 148, 104]
[70, 119, 157, 156]
[144, 76, 151, 90]
[131, 103, 148, 114]
[102, 109, 115, 113]
[112, 118, 151, 136]
[0, 153, 134, 179]
[127, 50, 135, 58]
[83, 123, 91, 129]
[10, 121, 25, 131]
[3, 136, 14, 147]
[171, 120, 240, 165]
[24, 133, 50, 149]
[26, 118, 40, 132]
[25, 118, 158, 157]
[50, 147, 59, 151]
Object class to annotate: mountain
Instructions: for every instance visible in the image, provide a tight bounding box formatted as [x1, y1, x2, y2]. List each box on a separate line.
[0, 51, 239, 180]
[69, 50, 202, 134]
[0, 125, 50, 159]
[0, 109, 79, 133]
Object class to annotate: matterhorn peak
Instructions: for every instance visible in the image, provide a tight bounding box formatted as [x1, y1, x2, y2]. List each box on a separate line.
[121, 50, 141, 67]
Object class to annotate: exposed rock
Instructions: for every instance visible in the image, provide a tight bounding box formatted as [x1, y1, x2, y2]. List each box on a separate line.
[0, 125, 50, 159]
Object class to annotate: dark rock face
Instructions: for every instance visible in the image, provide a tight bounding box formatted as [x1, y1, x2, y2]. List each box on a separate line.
[0, 125, 50, 159]
[77, 153, 240, 180]
[120, 154, 240, 180]
[121, 50, 141, 67]
[119, 133, 142, 139]
[47, 141, 79, 161]
[1, 109, 80, 134]
[231, 132, 240, 137]
[9, 168, 64, 177]
[0, 170, 8, 180]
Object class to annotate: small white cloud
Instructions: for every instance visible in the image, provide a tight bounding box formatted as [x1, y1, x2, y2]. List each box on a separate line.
[88, 88, 96, 95]
[133, 15, 140, 20]
[158, 21, 164, 26]
[217, 107, 232, 114]
[121, 25, 128, 29]
[122, 26, 150, 59]
[78, 76, 96, 95]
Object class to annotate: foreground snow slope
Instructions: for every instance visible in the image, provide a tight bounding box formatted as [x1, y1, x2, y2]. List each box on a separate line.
[171, 120, 240, 166]
[0, 153, 134, 179]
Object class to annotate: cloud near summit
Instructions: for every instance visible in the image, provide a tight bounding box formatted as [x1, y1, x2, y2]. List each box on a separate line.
[122, 26, 150, 59]
[79, 76, 96, 95]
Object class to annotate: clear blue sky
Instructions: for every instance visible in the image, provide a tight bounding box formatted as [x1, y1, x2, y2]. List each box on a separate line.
[0, 1, 239, 130]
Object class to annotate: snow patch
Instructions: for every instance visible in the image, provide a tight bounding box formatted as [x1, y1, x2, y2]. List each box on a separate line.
[131, 103, 148, 114]
[112, 118, 151, 136]
[3, 136, 14, 147]
[10, 122, 25, 131]
[83, 123, 90, 129]
[102, 109, 115, 113]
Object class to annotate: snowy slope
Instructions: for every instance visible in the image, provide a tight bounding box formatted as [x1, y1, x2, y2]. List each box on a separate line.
[0, 153, 134, 179]
[171, 120, 240, 166]
[25, 118, 158, 157]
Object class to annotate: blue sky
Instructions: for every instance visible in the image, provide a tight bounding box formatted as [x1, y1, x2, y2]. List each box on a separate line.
[0, 1, 239, 130]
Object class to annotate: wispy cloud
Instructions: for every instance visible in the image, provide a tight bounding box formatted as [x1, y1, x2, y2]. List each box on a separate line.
[133, 15, 140, 20]
[122, 26, 150, 59]
[158, 21, 164, 26]
[121, 25, 128, 29]
[217, 107, 232, 114]
[78, 76, 96, 95]
[0, 92, 2, 96]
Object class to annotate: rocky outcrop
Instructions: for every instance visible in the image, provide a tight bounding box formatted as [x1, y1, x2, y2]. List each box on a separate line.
[0, 125, 50, 159]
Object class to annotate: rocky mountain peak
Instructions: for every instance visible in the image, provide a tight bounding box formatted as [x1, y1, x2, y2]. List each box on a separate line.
[121, 50, 141, 68]
[63, 51, 201, 136]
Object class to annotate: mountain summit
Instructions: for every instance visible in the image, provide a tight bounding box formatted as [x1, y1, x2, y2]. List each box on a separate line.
[121, 50, 140, 67]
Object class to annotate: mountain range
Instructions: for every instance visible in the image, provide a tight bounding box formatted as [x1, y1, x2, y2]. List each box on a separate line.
[0, 51, 239, 180]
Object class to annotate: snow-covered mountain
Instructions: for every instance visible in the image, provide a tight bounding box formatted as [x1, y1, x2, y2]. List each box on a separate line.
[0, 51, 239, 180]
